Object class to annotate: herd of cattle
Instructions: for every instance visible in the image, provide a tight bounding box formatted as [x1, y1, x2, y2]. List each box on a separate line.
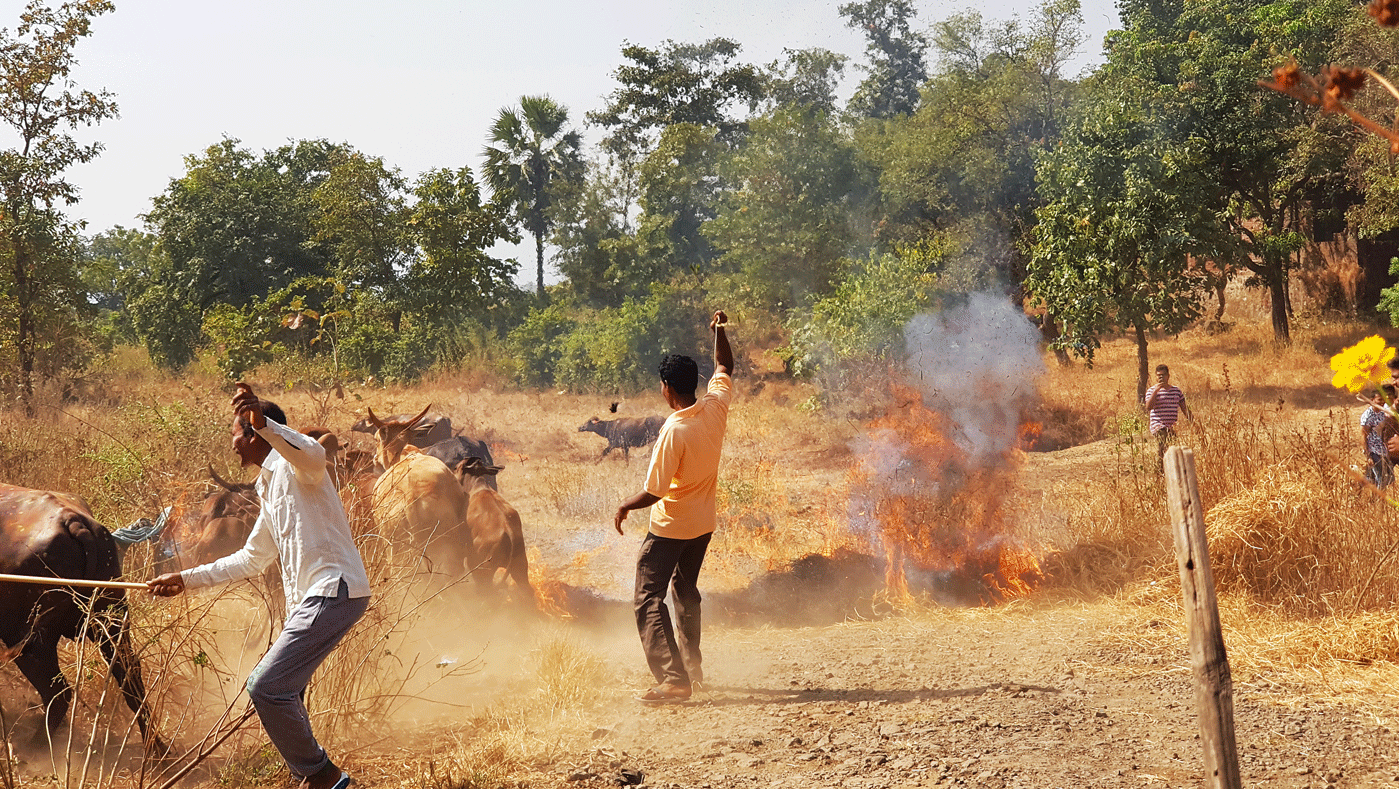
[0, 404, 665, 751]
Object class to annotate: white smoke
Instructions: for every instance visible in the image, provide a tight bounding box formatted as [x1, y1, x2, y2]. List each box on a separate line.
[901, 292, 1045, 463]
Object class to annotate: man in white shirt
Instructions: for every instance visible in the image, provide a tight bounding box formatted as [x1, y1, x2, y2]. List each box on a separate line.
[148, 383, 370, 789]
[614, 310, 734, 703]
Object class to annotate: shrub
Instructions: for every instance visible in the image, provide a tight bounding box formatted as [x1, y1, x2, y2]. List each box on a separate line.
[782, 243, 943, 378]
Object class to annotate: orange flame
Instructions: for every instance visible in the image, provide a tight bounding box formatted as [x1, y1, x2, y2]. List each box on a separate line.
[851, 378, 1042, 604]
[1018, 421, 1043, 451]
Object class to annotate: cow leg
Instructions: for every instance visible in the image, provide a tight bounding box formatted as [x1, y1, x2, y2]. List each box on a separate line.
[506, 539, 537, 607]
[11, 633, 70, 746]
[91, 608, 167, 755]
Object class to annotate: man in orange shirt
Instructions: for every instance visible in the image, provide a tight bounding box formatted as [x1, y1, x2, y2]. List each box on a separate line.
[614, 310, 734, 703]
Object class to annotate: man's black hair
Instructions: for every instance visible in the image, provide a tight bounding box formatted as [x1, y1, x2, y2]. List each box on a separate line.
[658, 354, 699, 397]
[1388, 355, 1399, 372]
[1155, 364, 1170, 374]
[241, 399, 287, 439]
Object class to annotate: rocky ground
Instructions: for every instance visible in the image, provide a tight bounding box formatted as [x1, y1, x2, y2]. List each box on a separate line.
[522, 603, 1399, 789]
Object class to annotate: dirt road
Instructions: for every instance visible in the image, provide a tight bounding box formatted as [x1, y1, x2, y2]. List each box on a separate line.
[533, 603, 1399, 789]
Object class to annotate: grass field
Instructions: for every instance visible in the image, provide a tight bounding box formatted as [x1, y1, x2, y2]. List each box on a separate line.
[6, 288, 1399, 787]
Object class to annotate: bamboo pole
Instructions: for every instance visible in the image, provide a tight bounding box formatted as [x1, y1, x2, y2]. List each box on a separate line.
[0, 573, 147, 591]
[1163, 446, 1242, 789]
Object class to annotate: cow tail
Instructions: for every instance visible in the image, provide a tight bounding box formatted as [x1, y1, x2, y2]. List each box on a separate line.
[62, 510, 121, 582]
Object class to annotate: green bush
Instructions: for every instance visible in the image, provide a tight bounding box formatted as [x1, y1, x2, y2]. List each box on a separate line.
[782, 244, 943, 377]
[508, 285, 708, 392]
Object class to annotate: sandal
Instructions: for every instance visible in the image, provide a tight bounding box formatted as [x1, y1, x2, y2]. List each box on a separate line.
[635, 684, 691, 703]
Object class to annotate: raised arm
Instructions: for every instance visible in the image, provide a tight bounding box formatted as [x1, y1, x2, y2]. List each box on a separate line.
[710, 309, 733, 377]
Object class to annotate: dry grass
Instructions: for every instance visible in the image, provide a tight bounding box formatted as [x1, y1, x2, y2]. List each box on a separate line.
[10, 305, 1399, 784]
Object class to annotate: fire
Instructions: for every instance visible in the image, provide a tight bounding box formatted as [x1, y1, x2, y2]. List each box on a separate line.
[1018, 421, 1043, 451]
[850, 379, 1042, 604]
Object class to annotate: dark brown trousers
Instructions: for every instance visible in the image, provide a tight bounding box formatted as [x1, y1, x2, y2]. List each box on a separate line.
[634, 531, 712, 687]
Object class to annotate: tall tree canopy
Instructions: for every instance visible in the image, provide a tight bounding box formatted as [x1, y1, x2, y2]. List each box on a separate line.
[706, 106, 864, 309]
[840, 0, 929, 119]
[0, 0, 117, 407]
[1103, 0, 1354, 342]
[1026, 87, 1214, 398]
[868, 0, 1084, 287]
[588, 38, 765, 156]
[483, 95, 583, 296]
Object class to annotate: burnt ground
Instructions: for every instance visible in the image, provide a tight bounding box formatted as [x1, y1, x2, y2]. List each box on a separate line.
[482, 598, 1399, 789]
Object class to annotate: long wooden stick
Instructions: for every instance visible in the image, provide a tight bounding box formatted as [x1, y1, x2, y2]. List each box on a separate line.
[0, 573, 146, 590]
[1164, 446, 1242, 789]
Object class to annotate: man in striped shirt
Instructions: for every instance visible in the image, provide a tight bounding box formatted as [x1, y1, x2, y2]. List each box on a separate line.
[1144, 364, 1192, 461]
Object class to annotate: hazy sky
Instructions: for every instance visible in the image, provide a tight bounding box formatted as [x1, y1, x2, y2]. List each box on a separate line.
[13, 0, 1120, 274]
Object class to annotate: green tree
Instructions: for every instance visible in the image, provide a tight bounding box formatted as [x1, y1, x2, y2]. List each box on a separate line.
[311, 151, 410, 294]
[588, 38, 764, 226]
[760, 48, 849, 116]
[589, 38, 764, 153]
[706, 107, 864, 309]
[840, 0, 929, 118]
[634, 123, 725, 274]
[1105, 0, 1353, 342]
[784, 243, 943, 378]
[1025, 89, 1213, 398]
[145, 138, 343, 309]
[83, 226, 160, 345]
[483, 95, 583, 296]
[868, 0, 1085, 286]
[551, 161, 652, 307]
[0, 0, 118, 408]
[405, 166, 519, 328]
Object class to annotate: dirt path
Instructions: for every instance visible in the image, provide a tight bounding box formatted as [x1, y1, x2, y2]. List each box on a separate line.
[527, 604, 1399, 789]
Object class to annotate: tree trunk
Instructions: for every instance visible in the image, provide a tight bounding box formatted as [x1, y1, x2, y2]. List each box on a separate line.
[1039, 310, 1071, 366]
[12, 238, 35, 416]
[1213, 278, 1226, 322]
[1267, 268, 1291, 343]
[535, 231, 545, 296]
[1136, 322, 1150, 404]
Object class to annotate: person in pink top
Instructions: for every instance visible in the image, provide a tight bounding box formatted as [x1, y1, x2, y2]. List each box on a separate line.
[1144, 363, 1192, 462]
[614, 310, 734, 703]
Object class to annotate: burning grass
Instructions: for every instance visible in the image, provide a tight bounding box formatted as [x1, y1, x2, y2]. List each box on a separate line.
[847, 379, 1043, 605]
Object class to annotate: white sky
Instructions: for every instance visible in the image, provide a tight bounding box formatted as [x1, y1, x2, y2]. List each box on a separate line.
[7, 0, 1120, 282]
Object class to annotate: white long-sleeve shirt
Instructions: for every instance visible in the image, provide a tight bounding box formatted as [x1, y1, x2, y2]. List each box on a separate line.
[183, 419, 370, 611]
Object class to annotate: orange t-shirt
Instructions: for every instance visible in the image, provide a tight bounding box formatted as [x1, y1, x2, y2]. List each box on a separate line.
[645, 372, 734, 539]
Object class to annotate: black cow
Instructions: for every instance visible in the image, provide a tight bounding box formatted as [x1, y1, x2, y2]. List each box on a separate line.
[0, 483, 165, 751]
[350, 412, 453, 449]
[420, 436, 498, 491]
[578, 415, 666, 463]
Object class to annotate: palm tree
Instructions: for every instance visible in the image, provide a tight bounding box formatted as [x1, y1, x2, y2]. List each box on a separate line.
[483, 96, 583, 295]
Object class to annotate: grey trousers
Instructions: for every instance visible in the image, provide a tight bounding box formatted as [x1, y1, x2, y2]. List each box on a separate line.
[245, 579, 368, 777]
[634, 531, 711, 687]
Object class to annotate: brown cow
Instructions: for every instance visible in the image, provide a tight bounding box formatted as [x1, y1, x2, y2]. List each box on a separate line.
[188, 465, 259, 566]
[0, 483, 165, 751]
[350, 410, 453, 449]
[186, 467, 285, 615]
[455, 458, 535, 604]
[365, 407, 472, 588]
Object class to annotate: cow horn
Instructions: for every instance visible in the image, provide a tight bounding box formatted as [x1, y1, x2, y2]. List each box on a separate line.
[209, 464, 235, 491]
[405, 403, 432, 430]
[365, 407, 385, 431]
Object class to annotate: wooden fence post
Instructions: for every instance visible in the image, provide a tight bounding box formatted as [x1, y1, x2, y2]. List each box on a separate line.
[1164, 445, 1241, 789]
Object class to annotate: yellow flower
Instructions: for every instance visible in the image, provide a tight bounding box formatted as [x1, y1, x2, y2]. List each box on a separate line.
[1331, 335, 1397, 393]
